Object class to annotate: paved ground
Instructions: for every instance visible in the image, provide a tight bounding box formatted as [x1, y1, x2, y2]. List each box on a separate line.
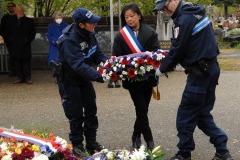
[218, 49, 240, 58]
[0, 69, 239, 160]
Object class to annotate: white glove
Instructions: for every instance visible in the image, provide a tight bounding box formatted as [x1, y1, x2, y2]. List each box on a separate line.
[155, 68, 165, 77]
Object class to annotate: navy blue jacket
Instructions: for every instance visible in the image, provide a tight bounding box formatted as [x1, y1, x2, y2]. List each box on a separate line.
[57, 24, 108, 85]
[160, 1, 219, 73]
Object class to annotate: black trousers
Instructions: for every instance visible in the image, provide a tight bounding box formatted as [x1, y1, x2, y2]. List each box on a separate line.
[129, 88, 153, 142]
[13, 58, 31, 81]
[58, 82, 99, 145]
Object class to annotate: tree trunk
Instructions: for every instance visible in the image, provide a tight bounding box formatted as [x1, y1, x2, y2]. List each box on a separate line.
[224, 5, 228, 19]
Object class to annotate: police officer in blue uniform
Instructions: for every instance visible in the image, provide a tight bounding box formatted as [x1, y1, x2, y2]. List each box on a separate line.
[153, 0, 233, 160]
[56, 8, 108, 158]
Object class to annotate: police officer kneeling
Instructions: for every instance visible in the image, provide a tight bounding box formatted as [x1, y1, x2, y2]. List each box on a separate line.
[56, 8, 108, 158]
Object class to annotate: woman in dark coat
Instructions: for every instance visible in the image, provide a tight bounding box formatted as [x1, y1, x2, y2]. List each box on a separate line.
[112, 3, 160, 151]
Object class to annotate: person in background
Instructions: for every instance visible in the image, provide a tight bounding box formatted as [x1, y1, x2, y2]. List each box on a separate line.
[112, 3, 160, 151]
[153, 0, 233, 160]
[56, 8, 108, 158]
[0, 27, 4, 44]
[5, 6, 36, 84]
[0, 35, 4, 44]
[47, 11, 68, 66]
[1, 2, 16, 77]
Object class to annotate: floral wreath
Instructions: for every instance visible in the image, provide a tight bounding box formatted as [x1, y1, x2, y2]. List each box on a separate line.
[97, 49, 168, 82]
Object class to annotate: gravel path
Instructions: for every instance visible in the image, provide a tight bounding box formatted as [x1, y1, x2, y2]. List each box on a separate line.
[0, 70, 239, 160]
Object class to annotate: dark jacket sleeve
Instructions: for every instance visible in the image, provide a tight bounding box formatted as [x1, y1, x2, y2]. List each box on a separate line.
[160, 14, 196, 73]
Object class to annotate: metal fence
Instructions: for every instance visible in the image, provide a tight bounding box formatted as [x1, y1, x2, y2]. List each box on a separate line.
[0, 44, 9, 73]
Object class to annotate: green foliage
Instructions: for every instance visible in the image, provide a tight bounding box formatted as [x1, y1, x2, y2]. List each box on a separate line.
[235, 42, 240, 48]
[2, 0, 240, 17]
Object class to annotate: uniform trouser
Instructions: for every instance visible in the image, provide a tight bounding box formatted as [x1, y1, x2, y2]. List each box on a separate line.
[13, 58, 31, 81]
[129, 88, 153, 142]
[177, 62, 228, 153]
[58, 82, 98, 145]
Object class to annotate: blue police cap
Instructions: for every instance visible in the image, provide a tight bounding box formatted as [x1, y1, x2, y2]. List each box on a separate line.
[153, 0, 167, 12]
[72, 8, 101, 24]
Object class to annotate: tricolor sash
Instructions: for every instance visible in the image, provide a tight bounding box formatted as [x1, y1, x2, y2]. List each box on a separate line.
[120, 25, 145, 53]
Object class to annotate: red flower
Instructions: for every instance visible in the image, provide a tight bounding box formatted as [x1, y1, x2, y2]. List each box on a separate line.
[11, 136, 17, 143]
[49, 133, 55, 137]
[111, 72, 118, 81]
[105, 63, 112, 69]
[151, 61, 161, 68]
[162, 51, 168, 56]
[98, 68, 104, 75]
[121, 59, 129, 65]
[145, 57, 152, 64]
[137, 58, 145, 65]
[127, 68, 136, 78]
[12, 147, 34, 160]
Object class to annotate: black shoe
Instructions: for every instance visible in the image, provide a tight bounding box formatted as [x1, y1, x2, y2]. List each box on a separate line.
[212, 151, 233, 160]
[73, 144, 87, 158]
[170, 154, 191, 160]
[86, 141, 104, 155]
[146, 141, 154, 151]
[132, 135, 142, 149]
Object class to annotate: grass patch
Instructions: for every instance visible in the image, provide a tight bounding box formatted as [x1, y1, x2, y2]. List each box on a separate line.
[219, 48, 239, 54]
[218, 58, 240, 71]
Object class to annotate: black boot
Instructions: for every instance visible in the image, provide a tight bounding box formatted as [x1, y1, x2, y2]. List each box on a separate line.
[72, 144, 87, 158]
[86, 141, 104, 155]
[212, 151, 233, 160]
[132, 135, 142, 149]
[146, 141, 154, 151]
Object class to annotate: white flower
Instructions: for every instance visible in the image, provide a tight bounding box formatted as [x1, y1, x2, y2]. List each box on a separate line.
[129, 149, 146, 160]
[0, 142, 8, 151]
[106, 151, 115, 160]
[122, 71, 127, 75]
[146, 65, 153, 72]
[32, 154, 49, 160]
[113, 66, 117, 71]
[1, 154, 12, 160]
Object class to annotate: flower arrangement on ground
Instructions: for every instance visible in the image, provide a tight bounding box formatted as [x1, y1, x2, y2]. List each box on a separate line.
[85, 145, 165, 160]
[97, 49, 168, 82]
[0, 128, 165, 160]
[0, 128, 79, 160]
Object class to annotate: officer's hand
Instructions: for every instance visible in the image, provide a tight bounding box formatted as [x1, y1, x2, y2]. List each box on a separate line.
[155, 68, 165, 77]
[96, 77, 104, 83]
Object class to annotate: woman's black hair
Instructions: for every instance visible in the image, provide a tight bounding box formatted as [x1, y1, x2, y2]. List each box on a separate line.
[120, 3, 143, 27]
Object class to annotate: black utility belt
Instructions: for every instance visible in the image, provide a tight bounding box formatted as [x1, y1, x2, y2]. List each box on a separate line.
[184, 58, 217, 77]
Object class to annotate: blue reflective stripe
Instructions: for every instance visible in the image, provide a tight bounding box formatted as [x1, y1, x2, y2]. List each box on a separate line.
[84, 45, 97, 58]
[192, 17, 211, 36]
